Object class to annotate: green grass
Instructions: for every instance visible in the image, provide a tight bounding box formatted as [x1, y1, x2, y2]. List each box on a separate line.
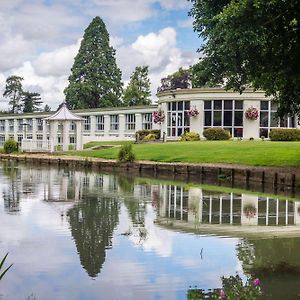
[67, 140, 300, 167]
[83, 140, 130, 149]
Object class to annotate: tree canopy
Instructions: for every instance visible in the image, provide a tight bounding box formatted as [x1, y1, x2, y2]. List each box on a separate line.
[157, 67, 191, 93]
[21, 91, 42, 113]
[122, 66, 151, 106]
[189, 0, 300, 116]
[64, 16, 123, 109]
[3, 75, 23, 113]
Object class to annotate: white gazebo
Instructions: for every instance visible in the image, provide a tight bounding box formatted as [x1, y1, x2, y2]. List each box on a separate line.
[44, 102, 83, 152]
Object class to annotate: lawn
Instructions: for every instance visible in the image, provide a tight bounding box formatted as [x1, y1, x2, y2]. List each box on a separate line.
[65, 140, 300, 167]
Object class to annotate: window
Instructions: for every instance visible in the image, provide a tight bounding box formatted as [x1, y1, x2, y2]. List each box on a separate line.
[37, 118, 43, 131]
[96, 115, 104, 131]
[8, 120, 14, 132]
[70, 136, 76, 144]
[204, 100, 243, 137]
[259, 101, 295, 138]
[142, 113, 152, 130]
[18, 119, 23, 131]
[0, 121, 5, 132]
[70, 121, 76, 131]
[0, 135, 5, 146]
[125, 114, 135, 131]
[26, 119, 33, 132]
[83, 116, 90, 131]
[36, 134, 43, 140]
[110, 115, 119, 131]
[167, 101, 190, 137]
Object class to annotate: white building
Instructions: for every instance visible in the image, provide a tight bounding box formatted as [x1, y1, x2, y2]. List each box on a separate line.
[0, 88, 297, 150]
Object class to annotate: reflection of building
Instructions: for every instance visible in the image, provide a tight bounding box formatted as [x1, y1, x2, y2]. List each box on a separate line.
[158, 185, 300, 227]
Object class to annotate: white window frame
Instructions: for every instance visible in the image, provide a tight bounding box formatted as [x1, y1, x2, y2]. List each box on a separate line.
[110, 115, 119, 131]
[142, 113, 152, 130]
[83, 116, 91, 131]
[125, 114, 135, 131]
[96, 115, 105, 131]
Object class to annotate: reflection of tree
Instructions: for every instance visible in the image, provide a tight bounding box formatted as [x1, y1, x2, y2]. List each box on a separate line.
[68, 194, 119, 278]
[2, 161, 21, 213]
[237, 238, 300, 299]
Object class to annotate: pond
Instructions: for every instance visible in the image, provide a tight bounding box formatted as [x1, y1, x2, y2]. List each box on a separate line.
[0, 161, 300, 299]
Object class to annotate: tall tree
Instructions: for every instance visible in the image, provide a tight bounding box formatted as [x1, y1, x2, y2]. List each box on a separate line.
[64, 16, 123, 109]
[157, 67, 191, 93]
[3, 75, 24, 113]
[21, 92, 42, 113]
[43, 104, 51, 112]
[123, 66, 151, 106]
[189, 0, 300, 117]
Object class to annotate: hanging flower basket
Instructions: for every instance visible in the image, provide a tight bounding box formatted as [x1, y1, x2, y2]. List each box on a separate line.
[152, 110, 165, 124]
[245, 106, 259, 120]
[187, 106, 199, 117]
[243, 204, 257, 218]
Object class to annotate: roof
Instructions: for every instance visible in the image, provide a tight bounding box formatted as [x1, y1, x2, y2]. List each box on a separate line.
[44, 103, 83, 121]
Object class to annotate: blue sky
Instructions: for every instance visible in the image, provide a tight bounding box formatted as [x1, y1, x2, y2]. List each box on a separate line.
[0, 0, 202, 110]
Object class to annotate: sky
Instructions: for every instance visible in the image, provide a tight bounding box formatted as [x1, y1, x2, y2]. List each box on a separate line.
[0, 0, 202, 111]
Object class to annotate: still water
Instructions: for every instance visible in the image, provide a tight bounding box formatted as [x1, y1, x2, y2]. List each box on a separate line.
[0, 162, 300, 299]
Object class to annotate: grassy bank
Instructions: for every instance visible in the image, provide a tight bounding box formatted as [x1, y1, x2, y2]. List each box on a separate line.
[64, 140, 300, 167]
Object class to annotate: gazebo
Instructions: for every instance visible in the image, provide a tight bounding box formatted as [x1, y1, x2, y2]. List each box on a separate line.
[44, 102, 83, 151]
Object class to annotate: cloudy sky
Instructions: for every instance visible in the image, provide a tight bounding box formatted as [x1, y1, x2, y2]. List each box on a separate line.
[0, 0, 202, 110]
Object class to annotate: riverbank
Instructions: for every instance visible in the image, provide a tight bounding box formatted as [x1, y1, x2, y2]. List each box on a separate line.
[1, 152, 299, 198]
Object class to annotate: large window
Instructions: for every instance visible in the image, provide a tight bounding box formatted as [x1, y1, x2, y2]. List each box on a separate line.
[110, 115, 119, 131]
[167, 101, 190, 137]
[260, 101, 295, 138]
[142, 113, 152, 130]
[125, 114, 135, 131]
[0, 120, 5, 132]
[96, 115, 104, 131]
[18, 120, 23, 131]
[8, 120, 14, 132]
[37, 118, 43, 131]
[204, 100, 243, 137]
[27, 119, 33, 132]
[83, 116, 90, 131]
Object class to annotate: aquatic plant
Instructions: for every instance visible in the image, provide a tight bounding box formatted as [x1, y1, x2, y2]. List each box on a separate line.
[0, 253, 13, 280]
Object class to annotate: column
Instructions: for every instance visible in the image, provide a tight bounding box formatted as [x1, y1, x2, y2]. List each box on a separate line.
[90, 116, 96, 139]
[4, 120, 9, 140]
[76, 120, 83, 150]
[243, 100, 260, 139]
[49, 121, 58, 152]
[135, 113, 142, 132]
[104, 115, 110, 139]
[13, 119, 18, 141]
[32, 118, 37, 141]
[119, 114, 125, 139]
[62, 121, 70, 151]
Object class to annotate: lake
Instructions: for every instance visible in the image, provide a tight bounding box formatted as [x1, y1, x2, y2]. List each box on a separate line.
[0, 161, 300, 299]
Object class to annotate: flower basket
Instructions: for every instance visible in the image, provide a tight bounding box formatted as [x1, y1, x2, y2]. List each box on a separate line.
[243, 204, 257, 218]
[152, 110, 165, 124]
[187, 106, 199, 117]
[245, 106, 259, 120]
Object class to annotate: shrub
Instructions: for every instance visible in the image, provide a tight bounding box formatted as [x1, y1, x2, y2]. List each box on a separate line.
[143, 133, 156, 141]
[269, 128, 300, 141]
[3, 139, 18, 154]
[136, 130, 160, 140]
[203, 128, 231, 140]
[181, 131, 200, 141]
[118, 143, 135, 162]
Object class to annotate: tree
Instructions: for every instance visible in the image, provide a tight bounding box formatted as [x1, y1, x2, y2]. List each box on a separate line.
[3, 75, 23, 113]
[43, 104, 51, 112]
[157, 67, 191, 93]
[122, 66, 151, 106]
[64, 16, 123, 109]
[189, 0, 300, 117]
[21, 92, 42, 113]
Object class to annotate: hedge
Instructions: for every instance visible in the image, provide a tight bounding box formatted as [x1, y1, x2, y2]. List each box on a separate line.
[269, 128, 300, 141]
[203, 128, 231, 140]
[181, 131, 200, 141]
[136, 130, 160, 141]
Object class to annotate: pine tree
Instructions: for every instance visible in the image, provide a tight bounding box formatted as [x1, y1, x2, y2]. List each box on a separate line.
[43, 104, 51, 112]
[64, 16, 123, 109]
[22, 92, 42, 113]
[3, 75, 24, 113]
[123, 66, 151, 106]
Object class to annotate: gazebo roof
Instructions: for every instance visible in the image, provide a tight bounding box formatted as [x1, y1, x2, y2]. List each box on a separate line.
[44, 103, 83, 121]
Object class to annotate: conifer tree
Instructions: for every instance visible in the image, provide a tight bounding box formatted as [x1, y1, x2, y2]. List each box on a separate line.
[123, 66, 151, 106]
[64, 16, 123, 109]
[22, 92, 42, 113]
[3, 75, 24, 113]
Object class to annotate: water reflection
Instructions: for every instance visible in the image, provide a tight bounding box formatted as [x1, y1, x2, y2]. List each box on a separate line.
[0, 162, 300, 299]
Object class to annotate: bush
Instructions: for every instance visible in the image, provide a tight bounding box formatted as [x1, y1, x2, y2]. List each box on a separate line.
[118, 143, 135, 162]
[181, 131, 200, 141]
[269, 128, 300, 141]
[3, 139, 18, 154]
[136, 130, 160, 141]
[203, 128, 231, 140]
[143, 133, 156, 141]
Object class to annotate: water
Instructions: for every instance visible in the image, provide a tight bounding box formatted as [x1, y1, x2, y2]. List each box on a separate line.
[0, 161, 300, 299]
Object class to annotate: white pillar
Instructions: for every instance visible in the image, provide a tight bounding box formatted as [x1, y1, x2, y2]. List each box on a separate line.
[119, 114, 125, 139]
[62, 121, 70, 151]
[135, 113, 142, 132]
[50, 121, 58, 152]
[76, 120, 83, 150]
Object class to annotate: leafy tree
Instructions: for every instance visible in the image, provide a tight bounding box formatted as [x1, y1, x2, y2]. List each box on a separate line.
[43, 104, 51, 112]
[189, 0, 300, 117]
[64, 16, 123, 109]
[21, 91, 42, 113]
[123, 66, 151, 106]
[157, 67, 191, 93]
[3, 75, 24, 113]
